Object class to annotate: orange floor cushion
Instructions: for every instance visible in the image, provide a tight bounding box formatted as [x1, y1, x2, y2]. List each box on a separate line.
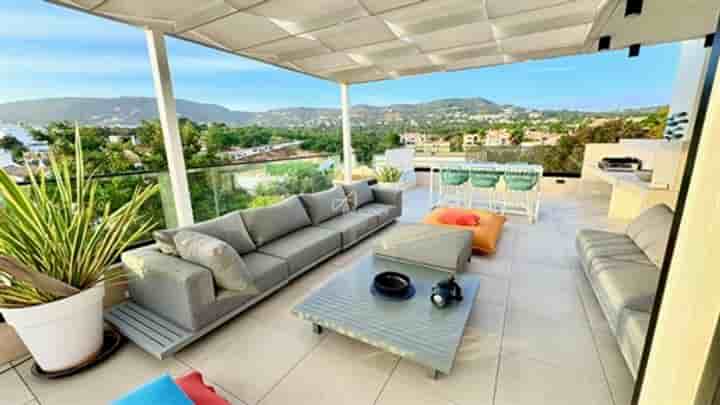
[423, 208, 506, 255]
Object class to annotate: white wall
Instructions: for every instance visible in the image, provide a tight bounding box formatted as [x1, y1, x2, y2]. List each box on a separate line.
[669, 39, 712, 140]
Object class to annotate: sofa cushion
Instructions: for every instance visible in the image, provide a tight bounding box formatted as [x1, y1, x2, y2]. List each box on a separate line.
[300, 186, 349, 225]
[593, 264, 659, 331]
[423, 208, 506, 255]
[357, 203, 396, 226]
[576, 229, 655, 275]
[617, 309, 651, 378]
[241, 196, 312, 247]
[175, 372, 231, 405]
[343, 181, 374, 209]
[154, 212, 256, 256]
[258, 227, 341, 275]
[114, 374, 193, 405]
[316, 213, 374, 248]
[174, 231, 258, 296]
[242, 252, 290, 292]
[626, 204, 674, 267]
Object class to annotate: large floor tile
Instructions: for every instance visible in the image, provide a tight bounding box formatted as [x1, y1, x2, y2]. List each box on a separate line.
[377, 333, 499, 405]
[259, 333, 397, 405]
[18, 345, 188, 405]
[502, 306, 604, 378]
[495, 352, 613, 405]
[0, 368, 33, 405]
[177, 314, 324, 405]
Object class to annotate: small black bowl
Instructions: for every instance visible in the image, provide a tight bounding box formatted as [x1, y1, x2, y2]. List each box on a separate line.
[373, 272, 411, 297]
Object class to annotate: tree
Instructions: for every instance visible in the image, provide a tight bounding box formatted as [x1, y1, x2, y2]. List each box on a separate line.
[510, 128, 525, 146]
[0, 136, 27, 161]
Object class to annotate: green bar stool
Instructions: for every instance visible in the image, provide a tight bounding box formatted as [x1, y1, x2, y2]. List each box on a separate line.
[502, 165, 542, 223]
[468, 166, 502, 211]
[439, 166, 469, 207]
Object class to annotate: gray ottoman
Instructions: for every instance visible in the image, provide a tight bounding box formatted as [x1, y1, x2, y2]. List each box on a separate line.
[373, 224, 473, 273]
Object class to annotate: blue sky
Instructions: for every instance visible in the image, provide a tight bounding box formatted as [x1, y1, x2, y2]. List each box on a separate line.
[1, 0, 682, 112]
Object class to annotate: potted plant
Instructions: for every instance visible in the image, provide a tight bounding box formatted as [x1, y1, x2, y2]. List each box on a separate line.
[0, 137, 158, 372]
[375, 166, 403, 189]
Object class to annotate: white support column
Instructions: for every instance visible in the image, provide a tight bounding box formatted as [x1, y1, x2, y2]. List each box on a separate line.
[145, 29, 194, 226]
[341, 83, 353, 184]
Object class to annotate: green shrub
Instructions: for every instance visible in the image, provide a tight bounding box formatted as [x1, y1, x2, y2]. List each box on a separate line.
[249, 195, 283, 208]
[376, 166, 402, 183]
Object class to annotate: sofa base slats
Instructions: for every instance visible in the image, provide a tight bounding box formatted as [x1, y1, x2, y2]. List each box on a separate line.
[105, 302, 194, 359]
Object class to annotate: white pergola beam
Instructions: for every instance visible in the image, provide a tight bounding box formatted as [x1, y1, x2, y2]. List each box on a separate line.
[340, 83, 353, 184]
[145, 29, 195, 227]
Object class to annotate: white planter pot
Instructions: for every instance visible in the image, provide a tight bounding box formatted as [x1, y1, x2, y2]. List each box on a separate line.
[1, 285, 105, 372]
[377, 182, 401, 190]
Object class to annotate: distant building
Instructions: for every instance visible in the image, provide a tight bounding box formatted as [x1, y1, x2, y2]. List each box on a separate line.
[383, 109, 402, 123]
[108, 134, 139, 145]
[484, 129, 512, 146]
[463, 134, 483, 146]
[528, 111, 543, 119]
[524, 129, 563, 145]
[399, 133, 428, 146]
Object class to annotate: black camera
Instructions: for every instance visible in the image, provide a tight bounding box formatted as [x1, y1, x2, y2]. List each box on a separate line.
[430, 276, 463, 308]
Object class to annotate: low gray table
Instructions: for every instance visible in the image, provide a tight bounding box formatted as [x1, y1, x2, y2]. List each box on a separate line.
[292, 255, 480, 378]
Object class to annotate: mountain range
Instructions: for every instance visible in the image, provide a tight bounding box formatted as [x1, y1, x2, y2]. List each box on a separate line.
[0, 97, 659, 128]
[0, 97, 511, 127]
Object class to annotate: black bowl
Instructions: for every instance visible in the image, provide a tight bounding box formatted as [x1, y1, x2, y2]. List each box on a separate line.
[373, 272, 411, 297]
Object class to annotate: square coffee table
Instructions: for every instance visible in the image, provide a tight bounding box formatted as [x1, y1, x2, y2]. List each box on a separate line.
[292, 255, 480, 378]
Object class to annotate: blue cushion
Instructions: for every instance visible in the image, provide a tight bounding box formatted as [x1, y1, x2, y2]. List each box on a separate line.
[113, 374, 193, 405]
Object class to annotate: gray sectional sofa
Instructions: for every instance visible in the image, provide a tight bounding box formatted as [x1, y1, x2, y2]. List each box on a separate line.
[576, 204, 674, 378]
[115, 181, 401, 358]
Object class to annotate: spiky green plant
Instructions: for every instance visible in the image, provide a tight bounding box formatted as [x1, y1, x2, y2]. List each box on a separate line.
[376, 166, 402, 183]
[0, 136, 158, 308]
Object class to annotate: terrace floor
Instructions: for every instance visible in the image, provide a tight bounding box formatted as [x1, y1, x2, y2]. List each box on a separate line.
[1, 183, 636, 405]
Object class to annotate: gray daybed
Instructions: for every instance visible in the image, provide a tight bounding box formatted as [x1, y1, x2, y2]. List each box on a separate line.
[576, 204, 674, 378]
[106, 181, 402, 358]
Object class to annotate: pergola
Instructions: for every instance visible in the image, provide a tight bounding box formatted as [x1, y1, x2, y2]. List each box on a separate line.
[47, 0, 718, 226]
[41, 2, 720, 403]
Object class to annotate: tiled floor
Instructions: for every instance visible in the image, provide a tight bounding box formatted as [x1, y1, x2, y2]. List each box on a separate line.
[1, 184, 637, 405]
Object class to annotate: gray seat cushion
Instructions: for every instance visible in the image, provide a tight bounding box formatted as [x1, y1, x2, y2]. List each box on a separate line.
[300, 186, 349, 225]
[154, 212, 256, 256]
[343, 181, 374, 209]
[626, 204, 674, 268]
[577, 229, 654, 274]
[356, 203, 396, 227]
[258, 227, 342, 275]
[241, 196, 312, 247]
[242, 252, 290, 292]
[316, 213, 374, 248]
[617, 309, 651, 378]
[593, 264, 659, 331]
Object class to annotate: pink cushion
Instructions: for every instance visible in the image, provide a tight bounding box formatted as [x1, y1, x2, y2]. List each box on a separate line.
[175, 372, 230, 405]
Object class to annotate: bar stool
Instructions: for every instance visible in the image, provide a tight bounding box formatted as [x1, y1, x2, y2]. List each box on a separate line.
[438, 166, 470, 207]
[468, 165, 502, 211]
[502, 164, 542, 223]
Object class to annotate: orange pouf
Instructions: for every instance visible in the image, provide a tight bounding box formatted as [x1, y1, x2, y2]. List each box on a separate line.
[423, 208, 506, 255]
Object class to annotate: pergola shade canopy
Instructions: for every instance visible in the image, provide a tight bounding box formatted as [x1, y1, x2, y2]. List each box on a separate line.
[51, 0, 719, 83]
